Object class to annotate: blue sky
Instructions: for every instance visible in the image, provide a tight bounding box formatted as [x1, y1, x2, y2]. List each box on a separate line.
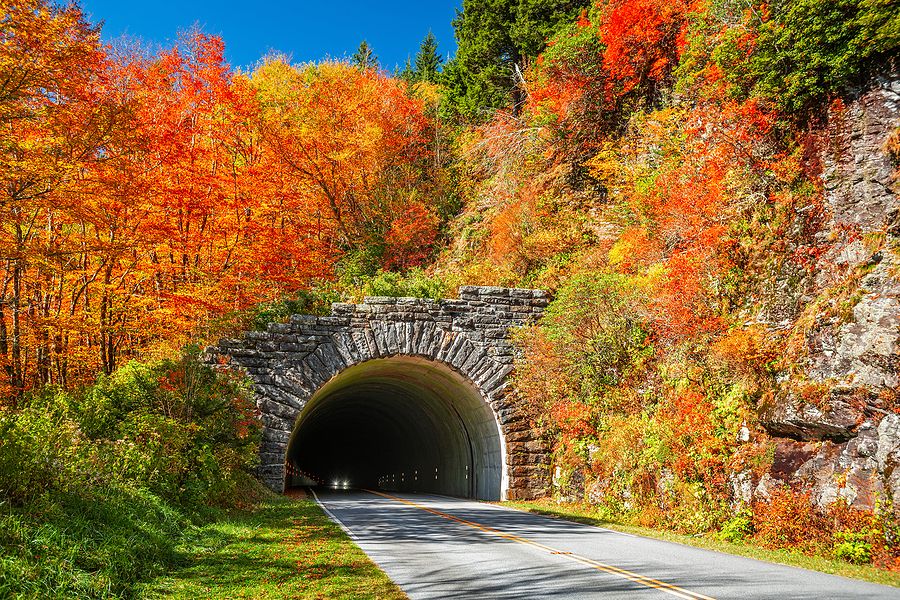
[80, 1, 461, 73]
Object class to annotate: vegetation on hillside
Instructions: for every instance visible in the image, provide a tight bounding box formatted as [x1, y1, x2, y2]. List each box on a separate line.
[2, 0, 900, 591]
[0, 347, 261, 597]
[436, 0, 900, 571]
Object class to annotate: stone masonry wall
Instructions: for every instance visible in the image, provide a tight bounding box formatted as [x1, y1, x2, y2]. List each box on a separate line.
[210, 286, 550, 500]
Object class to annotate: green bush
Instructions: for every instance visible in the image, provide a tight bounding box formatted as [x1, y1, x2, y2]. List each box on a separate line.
[543, 272, 652, 393]
[247, 287, 341, 331]
[833, 530, 874, 564]
[719, 510, 754, 543]
[725, 0, 899, 115]
[89, 346, 260, 504]
[360, 268, 449, 300]
[0, 346, 263, 597]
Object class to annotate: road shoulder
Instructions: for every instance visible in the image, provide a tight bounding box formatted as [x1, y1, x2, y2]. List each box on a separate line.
[504, 499, 900, 589]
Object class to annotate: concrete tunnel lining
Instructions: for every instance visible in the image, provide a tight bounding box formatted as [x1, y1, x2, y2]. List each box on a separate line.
[286, 356, 506, 500]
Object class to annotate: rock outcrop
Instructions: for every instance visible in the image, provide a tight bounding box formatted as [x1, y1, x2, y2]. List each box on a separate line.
[758, 69, 900, 511]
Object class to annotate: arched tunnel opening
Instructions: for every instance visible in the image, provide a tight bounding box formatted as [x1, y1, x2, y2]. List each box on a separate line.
[285, 356, 505, 501]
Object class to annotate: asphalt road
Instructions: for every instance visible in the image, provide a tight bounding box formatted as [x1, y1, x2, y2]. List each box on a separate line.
[311, 489, 900, 600]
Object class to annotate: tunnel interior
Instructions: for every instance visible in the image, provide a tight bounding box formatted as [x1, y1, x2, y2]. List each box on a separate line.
[285, 356, 505, 500]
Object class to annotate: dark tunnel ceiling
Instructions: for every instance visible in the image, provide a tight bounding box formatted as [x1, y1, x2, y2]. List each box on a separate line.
[286, 357, 505, 500]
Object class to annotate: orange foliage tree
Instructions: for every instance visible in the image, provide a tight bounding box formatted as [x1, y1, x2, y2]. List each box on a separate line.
[252, 59, 438, 271]
[0, 1, 440, 401]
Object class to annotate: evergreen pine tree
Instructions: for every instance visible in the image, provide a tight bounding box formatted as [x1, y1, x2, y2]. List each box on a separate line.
[445, 0, 590, 121]
[351, 40, 379, 70]
[413, 31, 443, 83]
[398, 57, 415, 84]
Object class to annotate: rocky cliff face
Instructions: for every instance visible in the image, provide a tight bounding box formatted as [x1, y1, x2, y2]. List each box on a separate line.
[757, 69, 900, 511]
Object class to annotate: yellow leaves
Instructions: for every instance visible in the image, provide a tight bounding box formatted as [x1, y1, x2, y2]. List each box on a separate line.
[409, 80, 442, 110]
[583, 108, 688, 215]
[584, 141, 622, 186]
[608, 226, 659, 270]
[250, 58, 431, 251]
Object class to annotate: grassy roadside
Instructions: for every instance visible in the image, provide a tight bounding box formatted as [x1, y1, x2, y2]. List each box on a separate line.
[504, 499, 900, 588]
[142, 492, 406, 599]
[1, 486, 199, 599]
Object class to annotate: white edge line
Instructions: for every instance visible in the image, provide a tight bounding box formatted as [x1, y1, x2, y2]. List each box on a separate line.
[309, 488, 359, 541]
[309, 489, 410, 594]
[372, 490, 710, 600]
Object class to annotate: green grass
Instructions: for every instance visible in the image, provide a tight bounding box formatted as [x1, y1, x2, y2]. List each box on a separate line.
[141, 493, 406, 599]
[503, 500, 900, 588]
[0, 486, 196, 599]
[1, 486, 404, 599]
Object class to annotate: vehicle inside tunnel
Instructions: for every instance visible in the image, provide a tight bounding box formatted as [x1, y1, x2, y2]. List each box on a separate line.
[285, 356, 505, 500]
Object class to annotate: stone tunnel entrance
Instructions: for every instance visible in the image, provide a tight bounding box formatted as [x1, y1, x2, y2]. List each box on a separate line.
[212, 286, 551, 501]
[287, 357, 504, 499]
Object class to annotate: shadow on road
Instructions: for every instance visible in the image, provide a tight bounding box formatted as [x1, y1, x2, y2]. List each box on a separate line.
[311, 489, 895, 600]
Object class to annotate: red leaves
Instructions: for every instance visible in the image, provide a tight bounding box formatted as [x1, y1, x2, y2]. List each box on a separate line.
[551, 399, 598, 443]
[650, 251, 723, 343]
[597, 0, 694, 97]
[752, 488, 823, 551]
[524, 0, 698, 156]
[577, 8, 592, 28]
[383, 200, 440, 270]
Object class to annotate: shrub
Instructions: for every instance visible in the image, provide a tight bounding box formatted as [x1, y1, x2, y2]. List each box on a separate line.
[0, 346, 260, 508]
[752, 488, 826, 551]
[719, 510, 754, 543]
[247, 288, 341, 331]
[833, 530, 874, 564]
[0, 391, 89, 505]
[542, 271, 652, 393]
[0, 346, 264, 597]
[360, 268, 449, 300]
[742, 0, 898, 115]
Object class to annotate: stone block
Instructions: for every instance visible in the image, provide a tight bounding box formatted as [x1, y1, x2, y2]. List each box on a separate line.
[364, 296, 398, 305]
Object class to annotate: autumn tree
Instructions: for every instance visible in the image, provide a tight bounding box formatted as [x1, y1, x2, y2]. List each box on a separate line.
[252, 59, 439, 274]
[99, 33, 335, 372]
[0, 11, 340, 398]
[0, 0, 111, 397]
[596, 0, 693, 100]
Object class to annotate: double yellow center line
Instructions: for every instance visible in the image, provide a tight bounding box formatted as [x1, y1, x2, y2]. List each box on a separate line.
[365, 489, 716, 600]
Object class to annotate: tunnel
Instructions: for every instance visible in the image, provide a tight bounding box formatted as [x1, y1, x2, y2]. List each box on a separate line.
[285, 356, 506, 500]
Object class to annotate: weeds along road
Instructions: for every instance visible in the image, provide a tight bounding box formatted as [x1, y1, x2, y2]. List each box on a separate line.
[312, 489, 900, 600]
